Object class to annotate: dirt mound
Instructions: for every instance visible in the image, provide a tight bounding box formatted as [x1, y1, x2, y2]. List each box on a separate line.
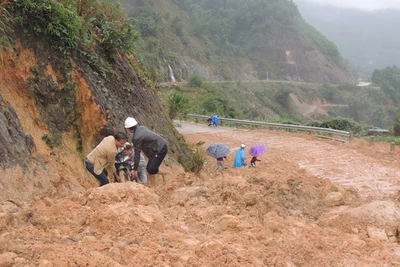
[2, 122, 400, 266]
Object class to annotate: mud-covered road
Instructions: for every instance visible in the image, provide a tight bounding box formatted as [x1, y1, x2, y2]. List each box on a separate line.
[175, 120, 400, 200]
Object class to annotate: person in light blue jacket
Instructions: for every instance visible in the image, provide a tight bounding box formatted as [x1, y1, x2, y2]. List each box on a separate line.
[233, 144, 246, 168]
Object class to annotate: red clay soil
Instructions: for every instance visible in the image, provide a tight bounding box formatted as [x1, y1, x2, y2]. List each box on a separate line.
[2, 121, 400, 266]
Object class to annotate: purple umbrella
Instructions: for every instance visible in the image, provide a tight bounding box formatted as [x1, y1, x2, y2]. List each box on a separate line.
[249, 144, 266, 157]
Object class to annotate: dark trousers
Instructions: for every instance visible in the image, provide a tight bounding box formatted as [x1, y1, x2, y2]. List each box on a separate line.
[146, 145, 168, 174]
[85, 159, 109, 186]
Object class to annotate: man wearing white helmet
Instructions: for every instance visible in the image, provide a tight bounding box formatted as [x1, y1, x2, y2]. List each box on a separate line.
[124, 117, 168, 179]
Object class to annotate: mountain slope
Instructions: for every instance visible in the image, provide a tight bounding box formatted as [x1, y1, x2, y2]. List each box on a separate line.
[295, 0, 400, 78]
[121, 0, 356, 84]
[0, 1, 195, 201]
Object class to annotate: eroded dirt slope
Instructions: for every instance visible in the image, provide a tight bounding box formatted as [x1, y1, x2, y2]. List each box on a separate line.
[1, 121, 400, 266]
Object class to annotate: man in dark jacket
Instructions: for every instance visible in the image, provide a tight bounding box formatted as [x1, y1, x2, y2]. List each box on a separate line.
[124, 117, 168, 180]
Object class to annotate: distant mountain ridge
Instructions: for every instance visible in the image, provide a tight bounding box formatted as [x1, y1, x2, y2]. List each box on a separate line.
[295, 0, 400, 78]
[119, 0, 356, 84]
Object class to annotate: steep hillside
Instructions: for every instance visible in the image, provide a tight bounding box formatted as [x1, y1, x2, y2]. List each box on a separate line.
[0, 1, 195, 201]
[120, 0, 357, 84]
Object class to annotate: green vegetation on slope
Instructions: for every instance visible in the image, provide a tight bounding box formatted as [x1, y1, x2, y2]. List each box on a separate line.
[1, 0, 203, 172]
[6, 0, 139, 56]
[0, 2, 13, 63]
[116, 0, 346, 82]
[160, 80, 316, 123]
[295, 20, 340, 64]
[160, 78, 400, 131]
[372, 66, 400, 104]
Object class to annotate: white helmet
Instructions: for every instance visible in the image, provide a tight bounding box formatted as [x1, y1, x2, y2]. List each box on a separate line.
[241, 144, 246, 148]
[124, 117, 138, 128]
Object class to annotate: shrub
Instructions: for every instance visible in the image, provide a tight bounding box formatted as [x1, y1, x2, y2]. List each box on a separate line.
[320, 83, 335, 101]
[128, 4, 160, 37]
[185, 143, 205, 174]
[309, 117, 372, 136]
[94, 14, 139, 55]
[167, 92, 189, 119]
[273, 118, 300, 125]
[393, 115, 400, 136]
[188, 74, 203, 87]
[227, 110, 236, 118]
[274, 84, 293, 107]
[8, 0, 82, 52]
[8, 0, 139, 55]
[201, 98, 223, 114]
[42, 134, 54, 148]
[317, 117, 356, 131]
[172, 15, 183, 36]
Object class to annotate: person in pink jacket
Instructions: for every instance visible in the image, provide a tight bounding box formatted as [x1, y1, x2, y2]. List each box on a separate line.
[85, 132, 127, 186]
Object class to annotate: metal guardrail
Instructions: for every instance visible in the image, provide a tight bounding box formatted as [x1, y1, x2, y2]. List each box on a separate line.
[179, 114, 352, 142]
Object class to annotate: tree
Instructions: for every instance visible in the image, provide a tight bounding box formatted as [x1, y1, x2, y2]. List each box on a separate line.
[320, 83, 335, 101]
[201, 97, 224, 114]
[167, 92, 189, 119]
[188, 74, 203, 87]
[274, 84, 293, 107]
[393, 115, 400, 136]
[172, 15, 183, 36]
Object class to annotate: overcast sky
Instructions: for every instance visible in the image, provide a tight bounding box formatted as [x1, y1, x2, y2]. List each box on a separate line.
[296, 0, 400, 11]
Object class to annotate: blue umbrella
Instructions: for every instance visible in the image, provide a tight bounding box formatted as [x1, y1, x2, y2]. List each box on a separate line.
[249, 144, 266, 157]
[206, 143, 230, 158]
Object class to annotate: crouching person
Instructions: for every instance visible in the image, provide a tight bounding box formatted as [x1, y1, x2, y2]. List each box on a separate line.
[123, 143, 148, 184]
[85, 132, 127, 186]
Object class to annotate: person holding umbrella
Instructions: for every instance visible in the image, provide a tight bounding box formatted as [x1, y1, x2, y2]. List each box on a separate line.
[216, 156, 227, 171]
[249, 144, 267, 167]
[206, 142, 230, 170]
[250, 156, 261, 167]
[233, 144, 246, 168]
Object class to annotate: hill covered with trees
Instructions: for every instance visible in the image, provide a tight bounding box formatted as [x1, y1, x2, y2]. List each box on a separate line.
[296, 0, 400, 79]
[117, 0, 356, 84]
